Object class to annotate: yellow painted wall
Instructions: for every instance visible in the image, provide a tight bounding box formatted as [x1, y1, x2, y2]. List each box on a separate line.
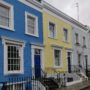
[43, 11, 72, 73]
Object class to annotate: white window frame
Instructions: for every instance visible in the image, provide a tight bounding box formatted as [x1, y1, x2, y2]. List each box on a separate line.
[0, 1, 14, 30]
[48, 21, 57, 39]
[63, 28, 68, 42]
[53, 47, 62, 68]
[2, 38, 25, 75]
[25, 12, 38, 37]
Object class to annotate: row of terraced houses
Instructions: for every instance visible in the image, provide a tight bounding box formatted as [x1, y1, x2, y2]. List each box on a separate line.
[0, 0, 90, 90]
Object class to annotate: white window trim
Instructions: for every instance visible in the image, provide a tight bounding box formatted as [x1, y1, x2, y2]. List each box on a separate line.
[0, 1, 14, 31]
[2, 38, 25, 75]
[48, 21, 57, 39]
[25, 11, 39, 37]
[53, 47, 62, 68]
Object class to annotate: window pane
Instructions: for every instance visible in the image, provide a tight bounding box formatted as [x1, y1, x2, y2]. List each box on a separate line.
[64, 29, 68, 41]
[75, 33, 79, 43]
[7, 45, 21, 71]
[0, 5, 9, 17]
[27, 15, 35, 35]
[0, 5, 9, 27]
[35, 49, 41, 55]
[83, 37, 86, 46]
[54, 49, 61, 66]
[49, 22, 55, 38]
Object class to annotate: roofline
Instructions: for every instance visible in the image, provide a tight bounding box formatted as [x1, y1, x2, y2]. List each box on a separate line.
[27, 0, 43, 9]
[43, 1, 89, 31]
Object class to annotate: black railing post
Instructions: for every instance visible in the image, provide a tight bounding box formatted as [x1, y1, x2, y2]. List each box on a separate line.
[63, 73, 66, 87]
[1, 82, 7, 90]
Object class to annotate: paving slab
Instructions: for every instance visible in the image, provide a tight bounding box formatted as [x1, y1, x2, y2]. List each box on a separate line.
[56, 80, 90, 90]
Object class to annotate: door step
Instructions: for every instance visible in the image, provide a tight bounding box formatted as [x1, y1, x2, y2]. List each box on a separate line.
[40, 78, 59, 90]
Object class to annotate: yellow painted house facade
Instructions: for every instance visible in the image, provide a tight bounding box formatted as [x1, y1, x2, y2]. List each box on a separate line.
[43, 2, 73, 75]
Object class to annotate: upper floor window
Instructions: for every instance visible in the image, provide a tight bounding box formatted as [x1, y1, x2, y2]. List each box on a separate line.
[83, 36, 86, 47]
[54, 48, 61, 67]
[49, 22, 56, 39]
[75, 33, 79, 43]
[0, 5, 9, 27]
[0, 1, 14, 30]
[63, 28, 68, 42]
[25, 12, 38, 37]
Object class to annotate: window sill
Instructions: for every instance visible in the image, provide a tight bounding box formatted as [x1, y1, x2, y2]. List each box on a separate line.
[48, 36, 57, 40]
[25, 33, 39, 37]
[75, 42, 81, 46]
[0, 25, 14, 31]
[4, 71, 24, 75]
[54, 66, 62, 69]
[62, 40, 69, 43]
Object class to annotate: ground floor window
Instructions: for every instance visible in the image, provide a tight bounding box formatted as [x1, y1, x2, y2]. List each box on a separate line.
[54, 48, 61, 67]
[3, 38, 24, 74]
[7, 45, 21, 71]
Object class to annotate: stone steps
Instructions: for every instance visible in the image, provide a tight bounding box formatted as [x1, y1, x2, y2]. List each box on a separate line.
[56, 80, 90, 90]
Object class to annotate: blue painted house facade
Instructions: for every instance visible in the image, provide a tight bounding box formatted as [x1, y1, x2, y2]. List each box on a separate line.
[0, 0, 43, 88]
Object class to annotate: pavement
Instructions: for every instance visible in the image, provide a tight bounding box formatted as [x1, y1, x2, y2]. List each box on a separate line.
[56, 80, 90, 90]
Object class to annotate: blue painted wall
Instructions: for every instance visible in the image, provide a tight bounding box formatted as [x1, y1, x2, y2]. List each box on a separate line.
[0, 0, 43, 82]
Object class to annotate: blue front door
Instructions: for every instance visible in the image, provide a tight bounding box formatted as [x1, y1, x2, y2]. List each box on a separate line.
[34, 49, 41, 78]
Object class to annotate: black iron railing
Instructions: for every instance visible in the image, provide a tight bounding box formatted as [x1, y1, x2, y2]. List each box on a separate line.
[1, 77, 48, 90]
[32, 68, 47, 78]
[86, 65, 90, 77]
[69, 65, 87, 73]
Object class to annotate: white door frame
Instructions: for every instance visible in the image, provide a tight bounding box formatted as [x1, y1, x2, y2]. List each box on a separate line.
[31, 45, 44, 72]
[66, 50, 73, 72]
